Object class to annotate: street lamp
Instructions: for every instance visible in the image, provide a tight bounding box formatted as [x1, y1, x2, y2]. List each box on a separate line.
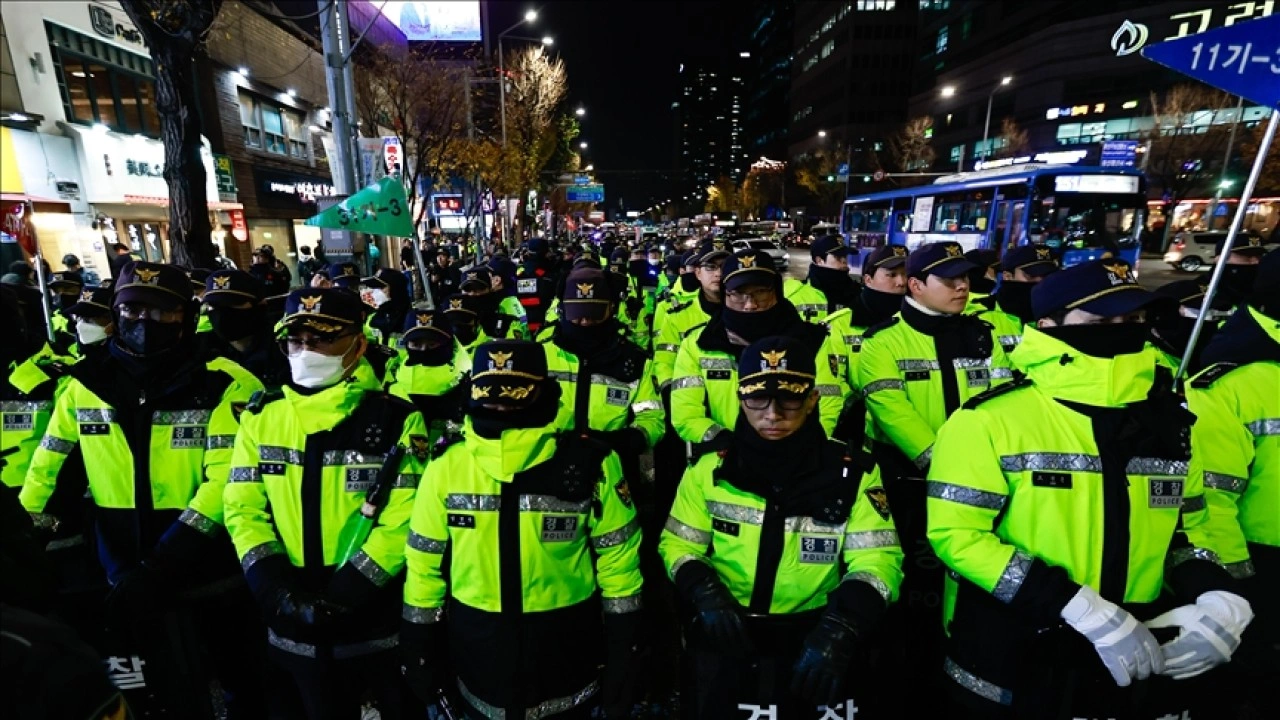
[541, 35, 554, 45]
[575, 107, 586, 117]
[940, 85, 956, 98]
[580, 141, 588, 150]
[817, 129, 827, 138]
[980, 75, 1014, 163]
[498, 9, 542, 146]
[524, 9, 538, 22]
[584, 164, 594, 171]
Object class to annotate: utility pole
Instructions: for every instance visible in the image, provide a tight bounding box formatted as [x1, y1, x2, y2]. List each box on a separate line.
[1205, 95, 1245, 230]
[319, 0, 357, 195]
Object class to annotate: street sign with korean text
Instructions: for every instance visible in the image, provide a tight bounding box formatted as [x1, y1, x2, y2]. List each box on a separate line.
[566, 184, 605, 203]
[1141, 14, 1280, 108]
[304, 177, 414, 237]
[574, 174, 591, 185]
[1100, 140, 1140, 167]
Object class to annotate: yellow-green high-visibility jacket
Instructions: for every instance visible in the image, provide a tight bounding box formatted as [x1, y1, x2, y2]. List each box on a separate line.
[386, 342, 470, 449]
[927, 328, 1235, 703]
[660, 440, 902, 615]
[197, 308, 213, 335]
[403, 420, 643, 715]
[858, 307, 1013, 469]
[652, 293, 715, 391]
[1184, 306, 1280, 579]
[498, 295, 529, 340]
[671, 321, 848, 445]
[970, 297, 1026, 355]
[541, 333, 665, 448]
[21, 353, 260, 583]
[821, 308, 870, 393]
[3, 356, 72, 489]
[785, 278, 832, 324]
[224, 359, 426, 652]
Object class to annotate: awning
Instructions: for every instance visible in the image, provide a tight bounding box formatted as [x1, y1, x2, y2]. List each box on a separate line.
[0, 192, 72, 205]
[122, 194, 244, 210]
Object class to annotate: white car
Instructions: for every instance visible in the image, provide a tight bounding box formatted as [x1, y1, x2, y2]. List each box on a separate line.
[730, 236, 789, 269]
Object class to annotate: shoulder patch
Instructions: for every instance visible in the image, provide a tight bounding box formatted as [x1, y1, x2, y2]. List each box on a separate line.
[245, 388, 285, 414]
[682, 321, 708, 339]
[1190, 362, 1241, 389]
[961, 372, 1031, 410]
[864, 486, 892, 521]
[861, 316, 899, 339]
[669, 299, 692, 314]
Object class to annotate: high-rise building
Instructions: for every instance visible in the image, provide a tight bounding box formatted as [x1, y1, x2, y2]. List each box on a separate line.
[743, 0, 793, 164]
[787, 1, 920, 167]
[676, 58, 749, 192]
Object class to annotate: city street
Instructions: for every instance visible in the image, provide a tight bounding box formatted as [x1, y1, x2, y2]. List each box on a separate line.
[784, 248, 1188, 290]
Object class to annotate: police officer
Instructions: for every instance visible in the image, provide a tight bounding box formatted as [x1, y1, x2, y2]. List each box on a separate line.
[1147, 278, 1231, 375]
[200, 270, 291, 389]
[48, 271, 84, 341]
[963, 248, 1000, 308]
[1213, 233, 1271, 309]
[652, 239, 730, 394]
[821, 244, 909, 394]
[787, 234, 857, 322]
[486, 255, 531, 331]
[971, 244, 1058, 354]
[927, 259, 1251, 719]
[856, 241, 1013, 709]
[64, 284, 115, 354]
[660, 336, 902, 717]
[20, 261, 268, 717]
[362, 268, 412, 346]
[514, 237, 560, 333]
[386, 309, 469, 445]
[1184, 250, 1279, 714]
[460, 266, 527, 339]
[224, 287, 428, 719]
[401, 339, 644, 719]
[671, 248, 848, 451]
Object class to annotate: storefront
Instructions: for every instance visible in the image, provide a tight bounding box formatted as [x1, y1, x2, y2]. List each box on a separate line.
[1, 125, 96, 272]
[65, 123, 241, 273]
[251, 167, 336, 275]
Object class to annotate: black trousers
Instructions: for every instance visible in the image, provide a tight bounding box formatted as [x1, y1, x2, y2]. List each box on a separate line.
[268, 646, 406, 720]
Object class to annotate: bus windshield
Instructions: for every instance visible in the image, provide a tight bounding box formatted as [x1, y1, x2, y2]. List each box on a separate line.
[1031, 194, 1143, 251]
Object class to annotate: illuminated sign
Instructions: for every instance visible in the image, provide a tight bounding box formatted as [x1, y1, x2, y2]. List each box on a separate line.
[1110, 2, 1274, 57]
[377, 2, 482, 42]
[1054, 175, 1141, 194]
[1045, 103, 1107, 120]
[433, 194, 463, 216]
[972, 149, 1090, 171]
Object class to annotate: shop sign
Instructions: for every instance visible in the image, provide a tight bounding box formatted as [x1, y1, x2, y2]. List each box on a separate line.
[254, 168, 337, 211]
[1110, 2, 1274, 57]
[88, 4, 145, 47]
[73, 126, 219, 204]
[125, 159, 164, 178]
[213, 154, 238, 202]
[229, 209, 248, 242]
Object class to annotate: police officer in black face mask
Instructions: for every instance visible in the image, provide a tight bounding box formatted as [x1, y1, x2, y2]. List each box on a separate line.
[202, 269, 291, 388]
[1149, 279, 1234, 375]
[1214, 234, 1271, 309]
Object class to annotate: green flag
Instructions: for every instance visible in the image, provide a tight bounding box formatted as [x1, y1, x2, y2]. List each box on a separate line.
[303, 177, 415, 237]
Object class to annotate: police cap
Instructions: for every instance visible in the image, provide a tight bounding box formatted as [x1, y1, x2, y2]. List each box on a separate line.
[278, 288, 364, 337]
[906, 242, 976, 279]
[470, 339, 547, 409]
[1031, 259, 1163, 320]
[999, 244, 1058, 277]
[737, 336, 816, 401]
[114, 262, 191, 310]
[204, 270, 265, 307]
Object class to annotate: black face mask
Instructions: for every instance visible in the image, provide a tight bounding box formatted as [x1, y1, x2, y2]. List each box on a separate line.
[556, 317, 619, 357]
[721, 302, 792, 344]
[1040, 322, 1150, 358]
[58, 293, 80, 311]
[1222, 265, 1259, 301]
[208, 307, 261, 343]
[450, 320, 479, 345]
[996, 281, 1037, 324]
[467, 293, 501, 317]
[969, 275, 997, 295]
[860, 286, 904, 321]
[116, 317, 184, 356]
[468, 381, 560, 438]
[406, 343, 454, 367]
[808, 264, 857, 300]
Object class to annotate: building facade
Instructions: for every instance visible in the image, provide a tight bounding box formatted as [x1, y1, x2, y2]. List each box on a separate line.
[676, 59, 749, 192]
[743, 0, 793, 165]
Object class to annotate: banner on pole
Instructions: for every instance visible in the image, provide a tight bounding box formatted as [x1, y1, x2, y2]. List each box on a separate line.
[304, 177, 414, 237]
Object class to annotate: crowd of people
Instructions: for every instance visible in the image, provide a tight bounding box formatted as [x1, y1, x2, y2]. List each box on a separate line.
[0, 230, 1276, 720]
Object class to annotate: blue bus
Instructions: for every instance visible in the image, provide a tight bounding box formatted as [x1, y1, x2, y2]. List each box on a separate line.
[840, 164, 1147, 273]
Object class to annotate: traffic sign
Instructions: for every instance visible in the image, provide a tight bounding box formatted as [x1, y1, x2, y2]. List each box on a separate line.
[574, 174, 591, 185]
[837, 163, 850, 176]
[872, 170, 886, 181]
[1100, 140, 1139, 168]
[567, 184, 605, 203]
[1141, 14, 1280, 109]
[304, 177, 414, 237]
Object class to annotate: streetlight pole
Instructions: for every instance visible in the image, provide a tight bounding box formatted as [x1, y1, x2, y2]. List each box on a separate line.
[498, 10, 540, 148]
[980, 76, 1013, 165]
[1206, 95, 1246, 229]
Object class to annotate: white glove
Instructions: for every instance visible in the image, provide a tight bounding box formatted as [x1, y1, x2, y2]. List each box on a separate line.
[1144, 590, 1253, 680]
[1060, 585, 1164, 687]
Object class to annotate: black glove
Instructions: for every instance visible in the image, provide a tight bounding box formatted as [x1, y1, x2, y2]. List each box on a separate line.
[270, 588, 349, 629]
[790, 612, 859, 706]
[601, 610, 645, 720]
[693, 428, 733, 458]
[624, 296, 642, 320]
[676, 562, 751, 655]
[104, 561, 166, 618]
[598, 427, 648, 457]
[400, 622, 447, 707]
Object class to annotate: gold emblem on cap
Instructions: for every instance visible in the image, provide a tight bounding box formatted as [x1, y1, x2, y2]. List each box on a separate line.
[213, 275, 231, 289]
[1102, 262, 1131, 281]
[892, 246, 907, 257]
[1198, 283, 1208, 294]
[471, 385, 492, 400]
[416, 312, 433, 327]
[499, 385, 534, 400]
[488, 350, 514, 371]
[1035, 247, 1051, 260]
[713, 240, 725, 251]
[739, 254, 757, 268]
[576, 282, 594, 298]
[466, 272, 477, 281]
[760, 348, 786, 370]
[299, 295, 322, 313]
[80, 289, 93, 301]
[135, 267, 160, 284]
[778, 380, 809, 394]
[944, 245, 962, 258]
[738, 381, 766, 395]
[449, 298, 463, 309]
[342, 266, 356, 276]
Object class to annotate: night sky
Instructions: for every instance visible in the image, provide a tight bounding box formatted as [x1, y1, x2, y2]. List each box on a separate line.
[487, 0, 744, 211]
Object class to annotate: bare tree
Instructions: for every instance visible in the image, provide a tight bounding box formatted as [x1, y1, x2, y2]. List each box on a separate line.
[792, 145, 847, 219]
[889, 116, 936, 173]
[499, 46, 567, 241]
[354, 45, 470, 238]
[994, 117, 1030, 159]
[1144, 83, 1234, 249]
[1237, 121, 1280, 198]
[119, 0, 223, 268]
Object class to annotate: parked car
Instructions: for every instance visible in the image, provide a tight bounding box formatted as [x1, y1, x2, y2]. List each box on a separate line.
[730, 236, 789, 269]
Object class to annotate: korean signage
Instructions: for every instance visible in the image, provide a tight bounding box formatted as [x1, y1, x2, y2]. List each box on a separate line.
[71, 125, 219, 205]
[229, 209, 248, 242]
[254, 168, 337, 212]
[1100, 140, 1140, 168]
[213, 153, 237, 202]
[1109, 2, 1273, 57]
[566, 184, 605, 203]
[383, 137, 402, 178]
[432, 194, 463, 216]
[88, 4, 145, 47]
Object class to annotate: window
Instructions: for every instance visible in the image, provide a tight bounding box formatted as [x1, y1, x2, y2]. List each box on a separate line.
[47, 23, 159, 137]
[820, 40, 835, 59]
[932, 193, 992, 232]
[239, 92, 307, 158]
[935, 25, 949, 54]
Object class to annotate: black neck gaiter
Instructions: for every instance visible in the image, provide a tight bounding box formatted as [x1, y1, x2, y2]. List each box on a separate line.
[995, 282, 1037, 324]
[807, 265, 858, 308]
[721, 301, 801, 344]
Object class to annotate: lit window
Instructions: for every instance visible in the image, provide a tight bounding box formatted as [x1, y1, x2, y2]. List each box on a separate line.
[936, 26, 949, 54]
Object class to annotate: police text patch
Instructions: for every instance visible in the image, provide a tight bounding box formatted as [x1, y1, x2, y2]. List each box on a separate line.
[448, 513, 476, 529]
[517, 278, 538, 294]
[3, 413, 34, 431]
[1032, 471, 1072, 489]
[541, 515, 579, 542]
[800, 536, 839, 564]
[966, 369, 990, 387]
[345, 467, 379, 493]
[1149, 479, 1184, 508]
[80, 423, 110, 435]
[711, 518, 740, 536]
[904, 371, 930, 382]
[605, 387, 629, 407]
[170, 425, 206, 449]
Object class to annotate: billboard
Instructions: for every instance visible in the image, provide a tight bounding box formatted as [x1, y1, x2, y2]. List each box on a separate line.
[378, 2, 482, 42]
